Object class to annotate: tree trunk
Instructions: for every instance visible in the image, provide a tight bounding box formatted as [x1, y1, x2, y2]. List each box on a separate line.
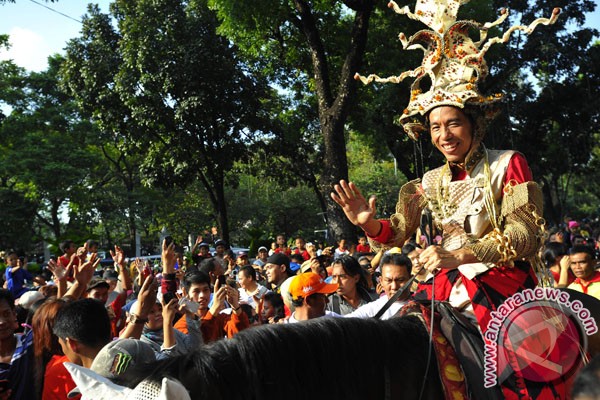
[319, 115, 360, 244]
[540, 176, 561, 226]
[215, 182, 230, 245]
[51, 199, 62, 241]
[299, 2, 372, 244]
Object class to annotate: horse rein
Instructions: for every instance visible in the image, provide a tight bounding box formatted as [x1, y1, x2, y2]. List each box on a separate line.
[418, 210, 436, 400]
[374, 210, 437, 400]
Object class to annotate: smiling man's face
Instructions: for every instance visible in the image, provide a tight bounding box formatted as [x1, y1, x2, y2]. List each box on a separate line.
[429, 106, 473, 163]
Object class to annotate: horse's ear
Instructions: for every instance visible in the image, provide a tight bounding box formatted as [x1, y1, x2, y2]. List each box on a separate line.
[64, 362, 130, 399]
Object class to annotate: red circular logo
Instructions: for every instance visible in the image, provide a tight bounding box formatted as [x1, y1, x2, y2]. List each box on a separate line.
[497, 301, 583, 382]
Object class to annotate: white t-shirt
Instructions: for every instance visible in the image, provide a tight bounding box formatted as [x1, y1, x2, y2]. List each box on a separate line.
[334, 248, 349, 260]
[238, 284, 269, 308]
[344, 296, 407, 320]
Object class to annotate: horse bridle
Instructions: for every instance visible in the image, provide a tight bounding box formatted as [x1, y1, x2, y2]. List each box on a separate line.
[374, 210, 436, 400]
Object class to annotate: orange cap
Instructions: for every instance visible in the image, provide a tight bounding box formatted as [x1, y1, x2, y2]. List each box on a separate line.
[288, 272, 338, 301]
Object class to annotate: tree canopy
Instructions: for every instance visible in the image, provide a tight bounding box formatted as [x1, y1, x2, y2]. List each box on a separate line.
[61, 0, 273, 243]
[1, 0, 600, 254]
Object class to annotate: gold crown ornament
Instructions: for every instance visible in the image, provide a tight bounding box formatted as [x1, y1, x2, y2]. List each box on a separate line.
[355, 0, 561, 140]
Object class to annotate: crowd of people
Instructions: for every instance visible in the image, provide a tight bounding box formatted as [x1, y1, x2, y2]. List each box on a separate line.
[0, 232, 414, 399]
[0, 0, 597, 395]
[0, 224, 597, 399]
[543, 220, 600, 297]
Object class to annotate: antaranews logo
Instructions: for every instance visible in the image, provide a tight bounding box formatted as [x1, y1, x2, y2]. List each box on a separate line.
[483, 287, 598, 387]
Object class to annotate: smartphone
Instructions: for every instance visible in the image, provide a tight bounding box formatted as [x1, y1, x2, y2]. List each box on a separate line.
[164, 236, 174, 247]
[142, 264, 153, 280]
[178, 297, 199, 314]
[163, 291, 176, 304]
[217, 275, 227, 287]
[226, 278, 238, 289]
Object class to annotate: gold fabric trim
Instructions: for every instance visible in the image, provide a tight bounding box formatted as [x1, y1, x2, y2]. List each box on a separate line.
[465, 181, 544, 264]
[368, 179, 426, 252]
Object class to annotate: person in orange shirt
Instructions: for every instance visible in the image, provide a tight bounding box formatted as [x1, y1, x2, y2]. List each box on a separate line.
[174, 271, 249, 343]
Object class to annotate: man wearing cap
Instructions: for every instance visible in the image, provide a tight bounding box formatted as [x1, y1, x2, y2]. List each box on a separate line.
[90, 338, 156, 382]
[286, 272, 340, 323]
[264, 253, 296, 294]
[191, 237, 212, 267]
[236, 251, 250, 268]
[213, 239, 229, 266]
[253, 246, 269, 268]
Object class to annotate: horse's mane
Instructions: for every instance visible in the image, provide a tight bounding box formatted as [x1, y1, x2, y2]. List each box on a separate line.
[123, 315, 442, 400]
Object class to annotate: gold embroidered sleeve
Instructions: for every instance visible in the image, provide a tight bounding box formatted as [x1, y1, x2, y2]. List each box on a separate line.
[466, 181, 544, 264]
[368, 179, 426, 252]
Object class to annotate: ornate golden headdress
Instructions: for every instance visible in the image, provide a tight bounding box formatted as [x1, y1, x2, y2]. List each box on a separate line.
[355, 0, 560, 140]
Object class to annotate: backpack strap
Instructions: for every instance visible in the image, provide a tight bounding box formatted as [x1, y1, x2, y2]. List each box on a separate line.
[332, 294, 341, 315]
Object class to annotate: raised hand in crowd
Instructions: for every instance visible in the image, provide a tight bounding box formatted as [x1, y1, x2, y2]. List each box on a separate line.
[254, 295, 263, 323]
[111, 245, 133, 291]
[191, 235, 204, 254]
[62, 253, 99, 299]
[162, 297, 180, 349]
[223, 254, 235, 275]
[133, 258, 144, 286]
[120, 275, 159, 339]
[162, 239, 176, 274]
[46, 258, 68, 298]
[47, 258, 67, 282]
[209, 278, 227, 316]
[556, 253, 571, 288]
[225, 282, 242, 316]
[322, 246, 334, 257]
[110, 245, 126, 267]
[75, 253, 99, 284]
[75, 246, 86, 261]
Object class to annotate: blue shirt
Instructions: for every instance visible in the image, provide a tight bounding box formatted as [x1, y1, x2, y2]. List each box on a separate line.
[0, 330, 34, 399]
[5, 267, 33, 298]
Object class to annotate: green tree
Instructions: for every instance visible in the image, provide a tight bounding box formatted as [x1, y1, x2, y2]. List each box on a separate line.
[62, 0, 272, 244]
[0, 54, 101, 241]
[207, 0, 382, 241]
[487, 1, 600, 225]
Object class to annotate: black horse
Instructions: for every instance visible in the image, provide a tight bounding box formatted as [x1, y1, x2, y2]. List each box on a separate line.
[117, 289, 600, 400]
[122, 315, 444, 400]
